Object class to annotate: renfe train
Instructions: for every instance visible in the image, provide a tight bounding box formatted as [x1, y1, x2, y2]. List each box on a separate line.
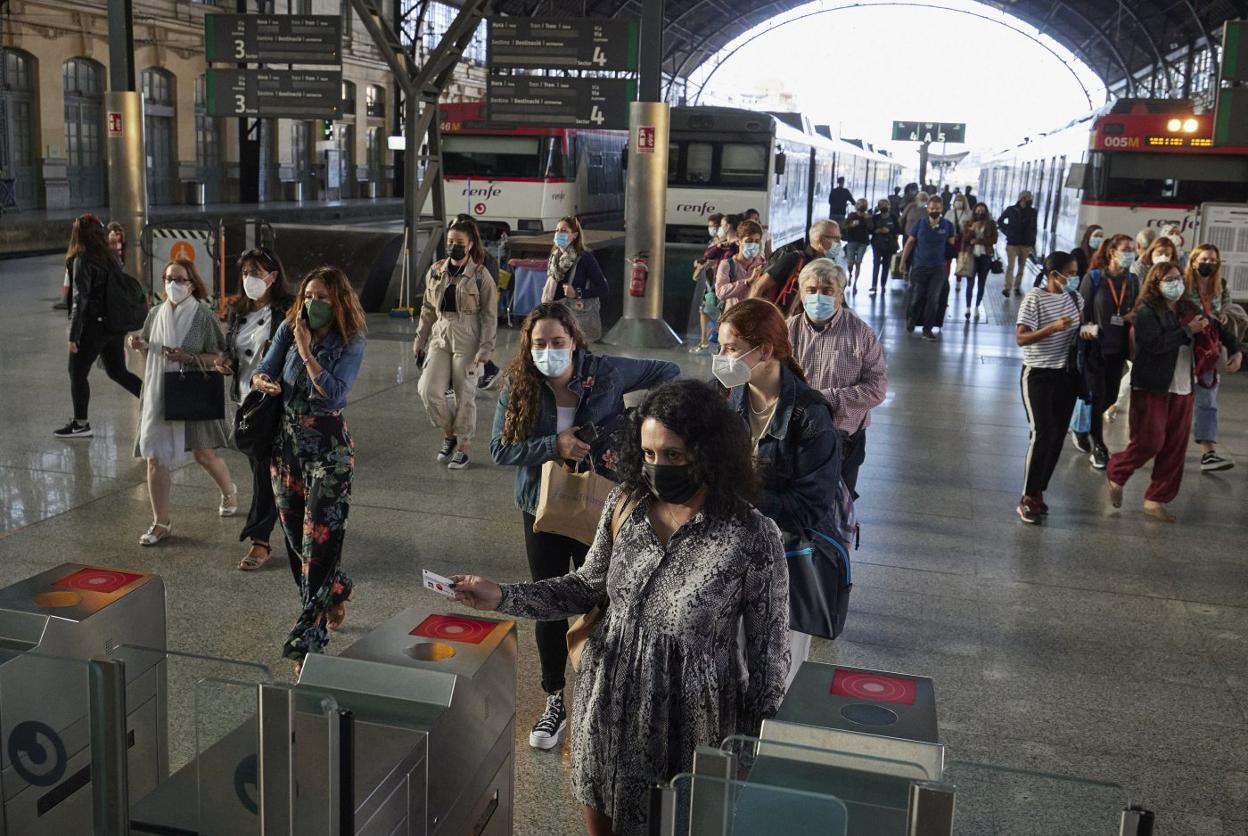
[664, 106, 902, 248]
[431, 101, 628, 237]
[975, 98, 1248, 294]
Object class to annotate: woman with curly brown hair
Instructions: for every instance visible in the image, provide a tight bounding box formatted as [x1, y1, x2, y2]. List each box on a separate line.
[489, 302, 678, 754]
[252, 266, 367, 664]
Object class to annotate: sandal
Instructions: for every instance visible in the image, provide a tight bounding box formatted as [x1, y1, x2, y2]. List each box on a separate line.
[139, 522, 172, 546]
[1143, 503, 1176, 523]
[326, 602, 347, 632]
[219, 483, 239, 517]
[238, 541, 272, 571]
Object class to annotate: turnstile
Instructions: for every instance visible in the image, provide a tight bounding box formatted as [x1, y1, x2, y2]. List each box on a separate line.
[0, 564, 167, 835]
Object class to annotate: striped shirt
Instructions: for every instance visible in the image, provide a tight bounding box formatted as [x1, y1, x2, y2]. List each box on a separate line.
[787, 307, 888, 433]
[1017, 289, 1082, 368]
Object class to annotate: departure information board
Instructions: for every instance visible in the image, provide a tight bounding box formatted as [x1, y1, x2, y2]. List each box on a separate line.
[487, 77, 634, 129]
[204, 14, 342, 65]
[488, 18, 638, 70]
[206, 69, 342, 119]
[891, 121, 967, 144]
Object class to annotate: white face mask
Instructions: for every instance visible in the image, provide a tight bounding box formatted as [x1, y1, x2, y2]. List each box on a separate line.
[712, 345, 759, 389]
[166, 281, 191, 304]
[531, 347, 572, 378]
[1151, 254, 1170, 265]
[243, 274, 270, 300]
[707, 225, 719, 238]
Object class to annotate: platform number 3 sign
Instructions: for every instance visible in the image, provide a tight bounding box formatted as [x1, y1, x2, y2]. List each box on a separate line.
[637, 126, 656, 154]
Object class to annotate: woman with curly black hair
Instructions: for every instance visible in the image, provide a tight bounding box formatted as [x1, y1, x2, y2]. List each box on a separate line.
[460, 379, 790, 836]
[489, 302, 679, 755]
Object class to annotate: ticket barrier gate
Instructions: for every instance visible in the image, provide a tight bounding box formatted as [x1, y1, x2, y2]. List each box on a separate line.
[652, 662, 1156, 836]
[0, 564, 167, 836]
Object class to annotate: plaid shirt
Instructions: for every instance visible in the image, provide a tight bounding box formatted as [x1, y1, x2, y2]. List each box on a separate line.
[787, 307, 887, 434]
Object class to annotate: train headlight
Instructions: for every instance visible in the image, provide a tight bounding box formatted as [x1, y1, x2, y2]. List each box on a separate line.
[1182, 118, 1199, 133]
[1166, 118, 1182, 132]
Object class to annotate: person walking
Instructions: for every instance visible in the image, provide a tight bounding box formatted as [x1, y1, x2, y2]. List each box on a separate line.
[997, 191, 1037, 296]
[127, 259, 236, 546]
[749, 220, 846, 313]
[1073, 225, 1104, 280]
[788, 260, 887, 495]
[414, 218, 499, 470]
[900, 191, 929, 241]
[1015, 252, 1085, 524]
[219, 246, 295, 571]
[842, 199, 872, 293]
[55, 213, 143, 438]
[899, 196, 957, 340]
[1185, 244, 1239, 472]
[451, 215, 505, 392]
[944, 192, 973, 294]
[868, 198, 900, 297]
[715, 219, 765, 314]
[828, 176, 854, 226]
[717, 299, 843, 684]
[1106, 263, 1240, 522]
[1077, 233, 1138, 470]
[962, 202, 998, 322]
[490, 302, 679, 756]
[252, 266, 367, 663]
[541, 215, 608, 342]
[1131, 236, 1178, 281]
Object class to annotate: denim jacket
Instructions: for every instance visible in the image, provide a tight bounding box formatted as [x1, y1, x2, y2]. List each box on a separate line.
[730, 364, 842, 551]
[491, 351, 681, 514]
[254, 320, 366, 414]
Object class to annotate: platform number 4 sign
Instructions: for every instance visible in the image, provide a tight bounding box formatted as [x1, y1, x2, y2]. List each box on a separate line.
[637, 126, 656, 153]
[589, 106, 606, 126]
[591, 47, 608, 67]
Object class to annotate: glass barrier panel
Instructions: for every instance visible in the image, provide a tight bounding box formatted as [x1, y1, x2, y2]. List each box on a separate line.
[290, 686, 344, 836]
[722, 733, 937, 781]
[667, 772, 849, 836]
[945, 760, 1128, 836]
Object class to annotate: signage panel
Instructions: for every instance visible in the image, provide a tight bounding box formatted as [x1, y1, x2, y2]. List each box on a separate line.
[206, 69, 343, 119]
[204, 14, 342, 65]
[487, 77, 634, 129]
[891, 121, 967, 144]
[488, 18, 638, 70]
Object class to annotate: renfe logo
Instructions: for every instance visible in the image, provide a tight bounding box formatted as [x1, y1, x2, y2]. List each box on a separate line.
[462, 184, 502, 199]
[676, 201, 717, 215]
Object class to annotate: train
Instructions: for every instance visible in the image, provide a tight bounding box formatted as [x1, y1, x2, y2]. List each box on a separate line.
[664, 106, 903, 248]
[974, 98, 1248, 296]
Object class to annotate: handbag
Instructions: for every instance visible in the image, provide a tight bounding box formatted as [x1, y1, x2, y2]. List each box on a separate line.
[989, 255, 1004, 275]
[233, 388, 283, 459]
[566, 495, 634, 672]
[532, 460, 616, 545]
[786, 529, 852, 640]
[163, 355, 225, 421]
[955, 251, 973, 277]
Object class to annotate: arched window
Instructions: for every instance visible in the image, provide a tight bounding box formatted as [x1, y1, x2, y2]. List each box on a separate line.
[141, 68, 176, 205]
[365, 84, 385, 119]
[1, 49, 37, 207]
[63, 58, 106, 205]
[342, 80, 357, 116]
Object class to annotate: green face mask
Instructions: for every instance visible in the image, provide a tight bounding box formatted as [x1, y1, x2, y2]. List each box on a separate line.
[304, 299, 333, 330]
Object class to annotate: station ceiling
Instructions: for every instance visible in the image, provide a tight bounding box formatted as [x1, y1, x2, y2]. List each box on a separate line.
[489, 0, 1242, 93]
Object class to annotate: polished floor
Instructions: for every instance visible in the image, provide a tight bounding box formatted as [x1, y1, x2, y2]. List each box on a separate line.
[1, 254, 1246, 835]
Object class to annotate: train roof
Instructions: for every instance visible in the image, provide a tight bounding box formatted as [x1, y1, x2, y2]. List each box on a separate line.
[671, 106, 897, 165]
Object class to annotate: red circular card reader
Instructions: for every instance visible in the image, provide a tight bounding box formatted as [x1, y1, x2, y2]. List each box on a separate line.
[409, 614, 497, 645]
[830, 670, 917, 706]
[52, 568, 145, 595]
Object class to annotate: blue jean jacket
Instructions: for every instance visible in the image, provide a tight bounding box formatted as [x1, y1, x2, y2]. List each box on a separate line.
[254, 320, 366, 414]
[491, 351, 680, 514]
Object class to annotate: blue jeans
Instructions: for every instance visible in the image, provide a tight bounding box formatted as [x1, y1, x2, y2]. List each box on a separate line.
[1194, 371, 1218, 443]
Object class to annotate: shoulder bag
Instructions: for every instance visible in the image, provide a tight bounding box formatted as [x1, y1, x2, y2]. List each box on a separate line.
[233, 389, 283, 459]
[566, 494, 635, 672]
[164, 354, 225, 421]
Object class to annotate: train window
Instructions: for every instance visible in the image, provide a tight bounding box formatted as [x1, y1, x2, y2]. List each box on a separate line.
[541, 137, 566, 179]
[443, 136, 542, 178]
[720, 143, 767, 188]
[667, 143, 680, 184]
[1091, 151, 1248, 205]
[686, 142, 713, 184]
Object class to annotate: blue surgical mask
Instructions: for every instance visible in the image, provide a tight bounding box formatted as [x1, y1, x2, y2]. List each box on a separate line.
[803, 293, 838, 321]
[1118, 251, 1136, 268]
[531, 347, 572, 378]
[553, 233, 572, 250]
[1088, 236, 1104, 250]
[824, 241, 842, 257]
[1161, 279, 1186, 301]
[741, 242, 761, 259]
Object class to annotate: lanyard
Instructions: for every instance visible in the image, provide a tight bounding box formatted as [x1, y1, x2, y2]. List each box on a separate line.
[1105, 274, 1127, 315]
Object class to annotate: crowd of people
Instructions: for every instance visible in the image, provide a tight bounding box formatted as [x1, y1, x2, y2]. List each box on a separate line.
[50, 185, 1243, 833]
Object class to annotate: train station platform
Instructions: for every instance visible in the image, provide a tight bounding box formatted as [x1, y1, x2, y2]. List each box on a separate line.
[0, 252, 1245, 834]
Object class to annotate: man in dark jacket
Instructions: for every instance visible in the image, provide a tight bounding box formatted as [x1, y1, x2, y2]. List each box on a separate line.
[828, 177, 854, 226]
[997, 190, 1038, 297]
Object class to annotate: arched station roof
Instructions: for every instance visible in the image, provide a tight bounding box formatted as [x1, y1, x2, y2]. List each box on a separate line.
[489, 0, 1242, 93]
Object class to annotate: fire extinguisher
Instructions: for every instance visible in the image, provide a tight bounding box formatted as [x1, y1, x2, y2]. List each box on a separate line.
[629, 254, 649, 298]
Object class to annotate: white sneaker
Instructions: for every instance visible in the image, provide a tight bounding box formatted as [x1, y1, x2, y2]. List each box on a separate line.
[529, 691, 566, 750]
[976, 306, 985, 322]
[447, 451, 469, 470]
[219, 484, 239, 517]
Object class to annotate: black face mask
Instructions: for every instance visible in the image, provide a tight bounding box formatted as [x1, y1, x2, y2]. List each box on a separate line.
[642, 463, 700, 504]
[449, 243, 467, 260]
[1197, 262, 1217, 278]
[928, 211, 941, 219]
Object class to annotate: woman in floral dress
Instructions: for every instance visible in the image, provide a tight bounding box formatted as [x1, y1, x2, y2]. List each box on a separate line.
[252, 266, 366, 664]
[454, 379, 790, 836]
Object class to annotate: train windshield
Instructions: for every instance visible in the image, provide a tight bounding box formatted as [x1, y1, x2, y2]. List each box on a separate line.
[668, 141, 769, 189]
[442, 136, 566, 179]
[1086, 151, 1248, 205]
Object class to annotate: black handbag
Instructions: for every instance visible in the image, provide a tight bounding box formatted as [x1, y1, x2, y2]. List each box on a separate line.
[990, 256, 1005, 274]
[163, 355, 225, 421]
[786, 530, 852, 640]
[233, 388, 283, 459]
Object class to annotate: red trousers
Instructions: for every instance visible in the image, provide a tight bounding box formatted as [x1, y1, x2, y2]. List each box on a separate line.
[1106, 389, 1194, 504]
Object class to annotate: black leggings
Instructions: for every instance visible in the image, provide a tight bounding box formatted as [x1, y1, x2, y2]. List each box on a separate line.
[68, 322, 142, 420]
[522, 512, 590, 694]
[871, 246, 894, 290]
[1089, 354, 1128, 449]
[1020, 365, 1078, 497]
[965, 253, 993, 309]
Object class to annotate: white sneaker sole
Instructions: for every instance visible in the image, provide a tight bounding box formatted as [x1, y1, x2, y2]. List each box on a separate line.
[529, 722, 566, 750]
[1201, 461, 1233, 472]
[447, 459, 469, 471]
[53, 430, 93, 439]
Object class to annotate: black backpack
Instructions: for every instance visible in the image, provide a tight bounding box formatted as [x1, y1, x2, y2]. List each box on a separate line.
[103, 264, 148, 334]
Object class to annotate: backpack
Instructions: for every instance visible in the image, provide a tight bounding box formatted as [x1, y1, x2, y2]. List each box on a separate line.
[103, 264, 149, 334]
[774, 253, 807, 312]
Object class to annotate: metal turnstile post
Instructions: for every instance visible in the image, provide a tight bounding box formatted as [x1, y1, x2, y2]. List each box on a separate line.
[906, 781, 956, 836]
[258, 684, 294, 835]
[89, 657, 131, 836]
[688, 747, 735, 836]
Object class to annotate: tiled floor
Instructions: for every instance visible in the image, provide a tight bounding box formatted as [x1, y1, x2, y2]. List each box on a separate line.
[1, 254, 1245, 835]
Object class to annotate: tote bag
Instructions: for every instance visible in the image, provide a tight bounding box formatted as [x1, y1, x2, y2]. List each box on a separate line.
[164, 356, 225, 421]
[532, 461, 615, 545]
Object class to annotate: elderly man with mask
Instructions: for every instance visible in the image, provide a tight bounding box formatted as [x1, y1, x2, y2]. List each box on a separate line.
[787, 259, 887, 495]
[997, 190, 1038, 297]
[750, 219, 847, 313]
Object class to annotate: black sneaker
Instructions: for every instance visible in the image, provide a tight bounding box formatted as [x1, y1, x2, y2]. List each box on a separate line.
[1002, 288, 1010, 297]
[53, 420, 93, 438]
[447, 450, 469, 470]
[436, 437, 457, 464]
[478, 360, 500, 390]
[1200, 451, 1233, 472]
[921, 330, 938, 342]
[1090, 445, 1109, 470]
[1070, 431, 1091, 453]
[1013, 288, 1022, 297]
[529, 691, 567, 750]
[1016, 497, 1041, 525]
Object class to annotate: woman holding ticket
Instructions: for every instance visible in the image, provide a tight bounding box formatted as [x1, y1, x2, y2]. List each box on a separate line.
[465, 379, 790, 836]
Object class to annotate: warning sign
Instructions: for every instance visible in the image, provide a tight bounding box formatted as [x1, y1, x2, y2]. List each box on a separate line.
[107, 112, 123, 137]
[636, 126, 656, 153]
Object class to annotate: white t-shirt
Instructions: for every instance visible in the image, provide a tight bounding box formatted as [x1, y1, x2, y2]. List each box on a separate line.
[555, 405, 577, 434]
[1017, 289, 1082, 369]
[1170, 345, 1193, 395]
[234, 305, 272, 400]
